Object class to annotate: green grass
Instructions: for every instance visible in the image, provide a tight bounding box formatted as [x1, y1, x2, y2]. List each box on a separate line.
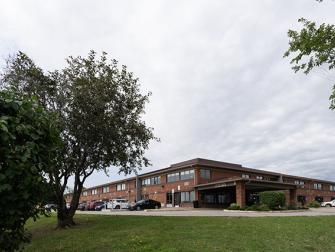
[24, 214, 335, 252]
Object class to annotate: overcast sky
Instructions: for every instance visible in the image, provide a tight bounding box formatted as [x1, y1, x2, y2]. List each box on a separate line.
[1, 0, 335, 187]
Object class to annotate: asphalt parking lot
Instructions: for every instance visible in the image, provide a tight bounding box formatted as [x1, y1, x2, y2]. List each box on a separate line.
[76, 207, 335, 217]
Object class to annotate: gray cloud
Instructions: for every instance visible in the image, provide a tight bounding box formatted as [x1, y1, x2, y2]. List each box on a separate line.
[1, 0, 335, 187]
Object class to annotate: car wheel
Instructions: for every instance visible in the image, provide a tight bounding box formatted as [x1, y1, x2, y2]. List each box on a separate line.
[155, 205, 159, 209]
[136, 206, 141, 211]
[326, 204, 332, 207]
[115, 205, 120, 209]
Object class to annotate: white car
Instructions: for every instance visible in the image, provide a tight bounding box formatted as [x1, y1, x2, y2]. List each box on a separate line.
[321, 200, 335, 207]
[108, 199, 130, 209]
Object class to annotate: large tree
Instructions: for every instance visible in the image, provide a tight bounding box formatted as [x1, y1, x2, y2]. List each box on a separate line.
[0, 91, 60, 251]
[284, 15, 335, 109]
[0, 51, 156, 228]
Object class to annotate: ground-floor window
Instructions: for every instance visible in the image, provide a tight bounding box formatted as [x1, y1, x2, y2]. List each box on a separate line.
[181, 191, 195, 202]
[201, 191, 232, 205]
[166, 192, 172, 204]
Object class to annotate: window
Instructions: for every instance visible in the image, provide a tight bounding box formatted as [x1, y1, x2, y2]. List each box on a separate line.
[200, 169, 211, 179]
[181, 191, 195, 202]
[256, 176, 263, 180]
[167, 172, 180, 182]
[116, 183, 126, 191]
[330, 185, 335, 191]
[142, 178, 151, 186]
[82, 191, 88, 196]
[151, 176, 161, 185]
[180, 170, 194, 180]
[295, 180, 305, 186]
[103, 186, 109, 193]
[314, 183, 322, 190]
[142, 176, 161, 186]
[166, 192, 173, 204]
[242, 174, 250, 179]
[91, 189, 97, 195]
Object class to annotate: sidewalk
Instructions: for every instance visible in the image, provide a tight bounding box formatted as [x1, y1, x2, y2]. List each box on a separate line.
[76, 207, 335, 217]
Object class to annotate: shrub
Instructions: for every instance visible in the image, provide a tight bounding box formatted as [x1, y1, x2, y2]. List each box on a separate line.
[244, 204, 270, 211]
[0, 91, 60, 252]
[227, 203, 240, 210]
[287, 205, 298, 210]
[257, 204, 270, 211]
[259, 191, 286, 210]
[307, 201, 321, 208]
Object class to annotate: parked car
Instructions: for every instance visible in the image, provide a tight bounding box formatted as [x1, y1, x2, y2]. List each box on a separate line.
[86, 201, 97, 211]
[321, 200, 335, 207]
[94, 201, 107, 211]
[108, 199, 130, 209]
[77, 202, 87, 211]
[45, 204, 57, 212]
[129, 199, 161, 211]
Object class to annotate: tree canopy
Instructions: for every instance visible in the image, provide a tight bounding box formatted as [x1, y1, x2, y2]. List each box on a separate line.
[284, 16, 335, 109]
[0, 51, 157, 228]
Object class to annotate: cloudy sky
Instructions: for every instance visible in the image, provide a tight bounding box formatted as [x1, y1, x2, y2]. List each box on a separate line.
[1, 0, 335, 187]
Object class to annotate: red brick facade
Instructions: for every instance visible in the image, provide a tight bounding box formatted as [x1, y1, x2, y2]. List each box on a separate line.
[65, 158, 335, 208]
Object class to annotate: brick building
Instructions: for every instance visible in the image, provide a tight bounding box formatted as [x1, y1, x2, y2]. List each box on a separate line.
[65, 158, 335, 207]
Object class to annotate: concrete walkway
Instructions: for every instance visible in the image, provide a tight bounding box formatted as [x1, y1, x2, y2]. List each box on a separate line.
[76, 207, 335, 217]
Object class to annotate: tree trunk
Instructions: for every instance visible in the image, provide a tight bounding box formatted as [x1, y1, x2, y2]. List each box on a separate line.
[56, 181, 83, 228]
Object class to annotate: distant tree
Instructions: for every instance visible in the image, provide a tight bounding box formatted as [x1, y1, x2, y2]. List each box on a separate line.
[0, 51, 157, 228]
[0, 91, 60, 251]
[284, 2, 335, 109]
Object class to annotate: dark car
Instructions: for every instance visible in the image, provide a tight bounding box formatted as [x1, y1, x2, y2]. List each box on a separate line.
[94, 201, 106, 211]
[130, 199, 161, 211]
[77, 202, 87, 211]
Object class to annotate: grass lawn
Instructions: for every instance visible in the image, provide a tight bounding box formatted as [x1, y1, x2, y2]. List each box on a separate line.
[24, 214, 335, 252]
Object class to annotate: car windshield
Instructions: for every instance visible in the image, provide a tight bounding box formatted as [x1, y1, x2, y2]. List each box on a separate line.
[137, 200, 145, 204]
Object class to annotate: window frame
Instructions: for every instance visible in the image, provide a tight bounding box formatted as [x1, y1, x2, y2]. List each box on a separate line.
[103, 186, 109, 193]
[116, 183, 126, 191]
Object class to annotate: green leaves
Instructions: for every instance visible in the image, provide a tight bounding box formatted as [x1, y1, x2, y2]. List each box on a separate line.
[284, 18, 335, 109]
[0, 91, 60, 251]
[1, 51, 157, 229]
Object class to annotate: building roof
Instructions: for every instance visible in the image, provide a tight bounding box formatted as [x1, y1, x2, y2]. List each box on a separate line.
[78, 158, 335, 192]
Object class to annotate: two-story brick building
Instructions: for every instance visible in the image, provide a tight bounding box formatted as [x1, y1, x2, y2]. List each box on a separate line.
[65, 158, 335, 208]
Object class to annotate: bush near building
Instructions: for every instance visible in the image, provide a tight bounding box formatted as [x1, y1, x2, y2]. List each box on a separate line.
[259, 191, 286, 210]
[307, 201, 321, 208]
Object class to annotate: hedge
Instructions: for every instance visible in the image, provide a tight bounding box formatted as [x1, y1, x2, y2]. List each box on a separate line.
[259, 191, 286, 210]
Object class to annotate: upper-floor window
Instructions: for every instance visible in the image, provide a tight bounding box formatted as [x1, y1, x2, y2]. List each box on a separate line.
[82, 191, 88, 196]
[116, 183, 126, 191]
[330, 185, 335, 191]
[142, 176, 161, 186]
[314, 183, 322, 190]
[167, 172, 180, 182]
[180, 169, 194, 180]
[256, 176, 263, 180]
[92, 189, 97, 195]
[294, 180, 305, 186]
[103, 186, 109, 193]
[242, 174, 250, 179]
[200, 169, 211, 179]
